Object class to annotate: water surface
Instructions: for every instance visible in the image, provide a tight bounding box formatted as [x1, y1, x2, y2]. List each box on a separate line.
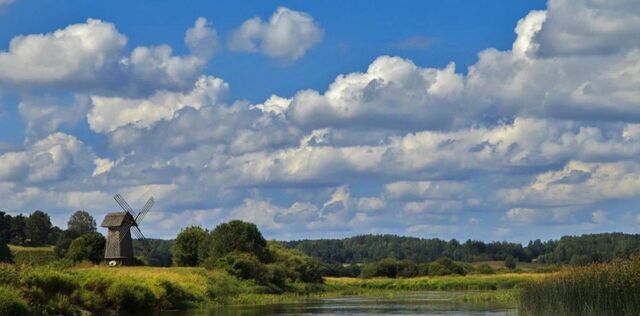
[167, 292, 518, 315]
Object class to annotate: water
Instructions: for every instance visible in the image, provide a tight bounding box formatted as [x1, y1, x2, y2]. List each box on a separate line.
[164, 292, 518, 315]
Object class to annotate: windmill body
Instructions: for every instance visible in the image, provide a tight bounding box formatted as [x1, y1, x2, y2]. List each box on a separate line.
[101, 194, 154, 266]
[101, 212, 135, 265]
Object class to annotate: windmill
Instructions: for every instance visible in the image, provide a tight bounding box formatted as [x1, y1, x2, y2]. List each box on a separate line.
[100, 194, 154, 266]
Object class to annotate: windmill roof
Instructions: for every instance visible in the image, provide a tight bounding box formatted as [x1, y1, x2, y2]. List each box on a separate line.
[101, 212, 134, 227]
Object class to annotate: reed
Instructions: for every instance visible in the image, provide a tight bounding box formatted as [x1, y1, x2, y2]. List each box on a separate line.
[520, 256, 640, 316]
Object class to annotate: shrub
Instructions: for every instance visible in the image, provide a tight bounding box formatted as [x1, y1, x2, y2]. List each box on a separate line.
[20, 268, 79, 314]
[505, 256, 517, 270]
[107, 280, 156, 312]
[475, 263, 495, 274]
[205, 271, 244, 300]
[268, 242, 324, 283]
[214, 252, 269, 283]
[54, 237, 73, 259]
[66, 232, 106, 263]
[79, 275, 113, 311]
[0, 286, 29, 315]
[361, 258, 399, 278]
[157, 280, 200, 310]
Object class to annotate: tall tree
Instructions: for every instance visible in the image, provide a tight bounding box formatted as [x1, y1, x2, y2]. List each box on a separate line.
[67, 210, 97, 236]
[205, 220, 270, 262]
[0, 240, 12, 263]
[0, 211, 11, 243]
[9, 215, 26, 245]
[25, 211, 52, 246]
[172, 226, 207, 267]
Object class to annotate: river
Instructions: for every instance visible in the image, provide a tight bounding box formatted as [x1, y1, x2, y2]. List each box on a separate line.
[162, 292, 518, 315]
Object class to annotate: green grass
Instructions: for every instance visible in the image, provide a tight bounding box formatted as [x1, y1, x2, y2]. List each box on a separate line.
[9, 245, 57, 266]
[520, 256, 640, 316]
[325, 273, 546, 291]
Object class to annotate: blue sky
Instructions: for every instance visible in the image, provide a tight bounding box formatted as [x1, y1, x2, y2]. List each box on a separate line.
[0, 0, 639, 242]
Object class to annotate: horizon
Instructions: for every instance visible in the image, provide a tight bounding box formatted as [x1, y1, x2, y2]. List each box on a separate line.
[1, 0, 640, 243]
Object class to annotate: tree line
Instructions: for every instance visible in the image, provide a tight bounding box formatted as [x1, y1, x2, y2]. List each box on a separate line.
[284, 234, 558, 264]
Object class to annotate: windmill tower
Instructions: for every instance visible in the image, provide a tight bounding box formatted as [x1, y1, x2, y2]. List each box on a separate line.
[101, 194, 154, 266]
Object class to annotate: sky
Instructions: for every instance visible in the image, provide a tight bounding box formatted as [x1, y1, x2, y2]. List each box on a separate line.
[0, 0, 639, 242]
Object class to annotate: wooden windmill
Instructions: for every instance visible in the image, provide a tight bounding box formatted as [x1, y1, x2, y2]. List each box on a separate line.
[101, 194, 154, 265]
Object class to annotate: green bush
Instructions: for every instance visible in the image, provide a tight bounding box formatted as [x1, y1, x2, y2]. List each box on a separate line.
[505, 256, 517, 270]
[0, 286, 29, 315]
[66, 232, 106, 263]
[106, 280, 156, 313]
[158, 280, 200, 310]
[79, 275, 113, 311]
[214, 252, 269, 283]
[475, 263, 495, 274]
[268, 242, 324, 283]
[20, 268, 79, 314]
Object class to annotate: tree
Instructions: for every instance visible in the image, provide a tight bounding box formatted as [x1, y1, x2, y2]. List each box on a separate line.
[67, 210, 97, 236]
[9, 215, 26, 245]
[66, 232, 106, 263]
[172, 226, 207, 267]
[25, 211, 53, 246]
[0, 211, 11, 243]
[0, 240, 12, 263]
[505, 255, 517, 270]
[205, 220, 270, 262]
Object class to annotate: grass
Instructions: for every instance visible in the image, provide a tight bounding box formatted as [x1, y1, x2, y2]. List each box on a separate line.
[9, 245, 57, 266]
[520, 256, 640, 316]
[325, 273, 546, 291]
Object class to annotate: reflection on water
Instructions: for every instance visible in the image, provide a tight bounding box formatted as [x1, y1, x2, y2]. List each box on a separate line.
[164, 292, 518, 315]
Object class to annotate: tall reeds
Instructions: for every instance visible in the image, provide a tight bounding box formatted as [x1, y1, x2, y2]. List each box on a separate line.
[520, 256, 640, 316]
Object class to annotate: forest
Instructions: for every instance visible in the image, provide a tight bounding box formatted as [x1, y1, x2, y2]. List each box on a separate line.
[3, 210, 640, 269]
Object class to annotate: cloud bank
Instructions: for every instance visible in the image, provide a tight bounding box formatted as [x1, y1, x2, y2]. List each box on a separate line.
[0, 0, 639, 240]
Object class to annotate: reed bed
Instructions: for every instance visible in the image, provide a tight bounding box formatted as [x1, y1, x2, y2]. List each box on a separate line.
[520, 256, 640, 316]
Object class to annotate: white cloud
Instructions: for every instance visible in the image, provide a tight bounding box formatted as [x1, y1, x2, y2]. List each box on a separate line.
[0, 133, 97, 183]
[0, 18, 217, 96]
[185, 17, 219, 59]
[18, 95, 90, 142]
[88, 75, 229, 133]
[229, 7, 323, 61]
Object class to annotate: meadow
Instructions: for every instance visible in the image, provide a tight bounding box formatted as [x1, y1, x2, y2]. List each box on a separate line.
[4, 243, 640, 315]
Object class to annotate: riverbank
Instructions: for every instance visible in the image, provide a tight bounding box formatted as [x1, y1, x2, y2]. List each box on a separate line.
[0, 264, 540, 314]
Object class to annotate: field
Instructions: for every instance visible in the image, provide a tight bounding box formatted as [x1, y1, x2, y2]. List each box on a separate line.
[8, 245, 57, 266]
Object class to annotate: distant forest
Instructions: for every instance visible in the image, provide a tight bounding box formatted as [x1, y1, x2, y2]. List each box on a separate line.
[284, 233, 640, 265]
[3, 210, 640, 267]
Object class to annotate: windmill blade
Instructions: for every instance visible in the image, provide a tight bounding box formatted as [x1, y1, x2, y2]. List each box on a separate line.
[135, 197, 155, 224]
[114, 194, 137, 218]
[132, 226, 152, 254]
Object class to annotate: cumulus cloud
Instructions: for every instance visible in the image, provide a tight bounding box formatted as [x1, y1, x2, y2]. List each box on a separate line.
[0, 133, 97, 183]
[88, 75, 229, 133]
[18, 95, 90, 142]
[0, 18, 217, 96]
[3, 0, 640, 240]
[229, 7, 323, 61]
